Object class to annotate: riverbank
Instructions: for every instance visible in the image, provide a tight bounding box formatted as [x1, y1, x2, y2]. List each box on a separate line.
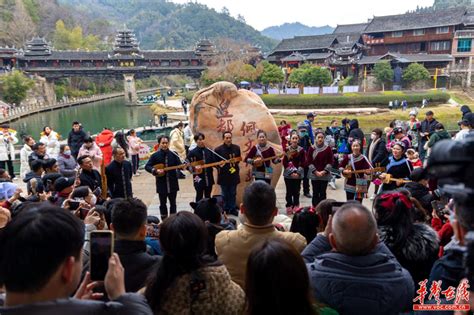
[0, 88, 158, 124]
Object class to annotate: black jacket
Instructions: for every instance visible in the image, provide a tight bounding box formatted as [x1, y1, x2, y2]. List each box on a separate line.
[145, 149, 180, 194]
[303, 235, 414, 315]
[420, 118, 438, 141]
[28, 152, 48, 168]
[106, 160, 133, 199]
[114, 240, 161, 293]
[0, 293, 153, 315]
[68, 129, 88, 156]
[429, 248, 465, 291]
[405, 182, 435, 211]
[367, 138, 389, 166]
[379, 224, 439, 285]
[187, 146, 217, 188]
[23, 171, 44, 194]
[348, 120, 365, 143]
[214, 143, 241, 186]
[79, 169, 102, 192]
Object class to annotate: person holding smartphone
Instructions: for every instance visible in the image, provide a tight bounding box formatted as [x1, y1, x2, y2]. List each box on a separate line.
[0, 205, 153, 314]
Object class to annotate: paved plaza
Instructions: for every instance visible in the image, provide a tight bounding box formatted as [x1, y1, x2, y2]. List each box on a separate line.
[132, 171, 374, 218]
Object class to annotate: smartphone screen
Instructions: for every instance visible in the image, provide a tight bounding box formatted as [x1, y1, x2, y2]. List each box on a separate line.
[90, 231, 114, 281]
[69, 201, 80, 211]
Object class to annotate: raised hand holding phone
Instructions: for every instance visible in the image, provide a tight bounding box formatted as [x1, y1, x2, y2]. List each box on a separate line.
[90, 231, 114, 281]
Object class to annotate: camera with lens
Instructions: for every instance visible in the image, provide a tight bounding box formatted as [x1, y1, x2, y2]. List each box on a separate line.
[427, 137, 474, 285]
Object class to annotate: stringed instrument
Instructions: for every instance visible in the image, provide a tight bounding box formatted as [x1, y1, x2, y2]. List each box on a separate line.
[153, 162, 190, 177]
[191, 156, 242, 174]
[382, 173, 412, 185]
[253, 153, 284, 167]
[342, 166, 386, 178]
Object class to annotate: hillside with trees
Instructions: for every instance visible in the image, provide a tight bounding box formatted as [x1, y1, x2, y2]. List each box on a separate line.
[0, 0, 277, 52]
[261, 22, 334, 40]
[57, 0, 277, 52]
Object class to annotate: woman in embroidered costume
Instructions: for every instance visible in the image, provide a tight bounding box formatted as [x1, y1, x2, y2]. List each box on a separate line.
[379, 141, 413, 192]
[245, 130, 281, 185]
[306, 130, 334, 207]
[339, 140, 373, 202]
[282, 132, 305, 214]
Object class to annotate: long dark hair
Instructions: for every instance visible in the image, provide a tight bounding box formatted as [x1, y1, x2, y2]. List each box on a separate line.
[245, 239, 317, 315]
[290, 207, 320, 244]
[374, 191, 414, 253]
[114, 132, 129, 158]
[144, 212, 216, 312]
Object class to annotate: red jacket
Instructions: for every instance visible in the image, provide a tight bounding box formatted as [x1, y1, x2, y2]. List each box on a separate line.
[95, 129, 114, 165]
[431, 217, 454, 257]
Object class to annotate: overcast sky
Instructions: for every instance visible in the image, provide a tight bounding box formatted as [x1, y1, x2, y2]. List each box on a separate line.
[173, 0, 435, 30]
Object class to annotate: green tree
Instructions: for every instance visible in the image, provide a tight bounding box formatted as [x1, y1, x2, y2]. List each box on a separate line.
[53, 19, 102, 50]
[373, 61, 394, 91]
[288, 67, 306, 85]
[302, 67, 332, 93]
[259, 62, 284, 85]
[0, 70, 34, 105]
[402, 63, 430, 88]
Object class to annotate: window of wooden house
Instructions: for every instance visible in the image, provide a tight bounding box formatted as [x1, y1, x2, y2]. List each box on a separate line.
[413, 29, 425, 36]
[458, 39, 472, 52]
[392, 31, 403, 38]
[436, 26, 449, 34]
[430, 41, 451, 51]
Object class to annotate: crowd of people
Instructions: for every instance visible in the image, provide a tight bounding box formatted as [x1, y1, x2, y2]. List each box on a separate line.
[0, 103, 474, 314]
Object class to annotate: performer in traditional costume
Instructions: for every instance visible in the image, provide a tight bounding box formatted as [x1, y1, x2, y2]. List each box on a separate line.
[282, 132, 305, 214]
[245, 130, 281, 184]
[339, 140, 373, 202]
[306, 130, 334, 207]
[379, 141, 413, 192]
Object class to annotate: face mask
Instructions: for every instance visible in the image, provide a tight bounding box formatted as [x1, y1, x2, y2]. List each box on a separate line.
[370, 134, 377, 140]
[64, 150, 71, 155]
[89, 194, 97, 206]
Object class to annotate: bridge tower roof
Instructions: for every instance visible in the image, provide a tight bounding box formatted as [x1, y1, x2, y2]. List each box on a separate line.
[24, 37, 51, 56]
[113, 26, 140, 55]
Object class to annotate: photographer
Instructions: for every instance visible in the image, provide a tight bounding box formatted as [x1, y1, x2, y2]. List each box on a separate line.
[0, 204, 153, 314]
[426, 137, 474, 293]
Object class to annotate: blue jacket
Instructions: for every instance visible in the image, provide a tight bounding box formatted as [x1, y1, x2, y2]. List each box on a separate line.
[304, 119, 314, 145]
[303, 235, 414, 315]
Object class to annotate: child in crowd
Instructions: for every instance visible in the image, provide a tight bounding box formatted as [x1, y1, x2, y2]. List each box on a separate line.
[290, 206, 321, 244]
[406, 148, 422, 169]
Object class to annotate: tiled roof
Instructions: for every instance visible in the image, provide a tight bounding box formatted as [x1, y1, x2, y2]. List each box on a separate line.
[333, 23, 368, 34]
[281, 52, 306, 62]
[358, 52, 453, 65]
[19, 50, 199, 60]
[365, 7, 467, 33]
[463, 8, 474, 26]
[306, 52, 332, 60]
[271, 34, 337, 53]
[142, 50, 198, 59]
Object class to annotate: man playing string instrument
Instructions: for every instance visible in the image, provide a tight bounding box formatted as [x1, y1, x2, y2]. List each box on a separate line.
[215, 131, 241, 216]
[145, 135, 182, 221]
[186, 133, 222, 202]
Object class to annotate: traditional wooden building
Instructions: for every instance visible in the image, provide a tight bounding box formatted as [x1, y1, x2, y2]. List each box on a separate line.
[13, 28, 212, 79]
[363, 7, 467, 56]
[267, 32, 366, 78]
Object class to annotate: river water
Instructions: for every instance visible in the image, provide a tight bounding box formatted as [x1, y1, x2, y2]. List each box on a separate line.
[11, 97, 158, 140]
